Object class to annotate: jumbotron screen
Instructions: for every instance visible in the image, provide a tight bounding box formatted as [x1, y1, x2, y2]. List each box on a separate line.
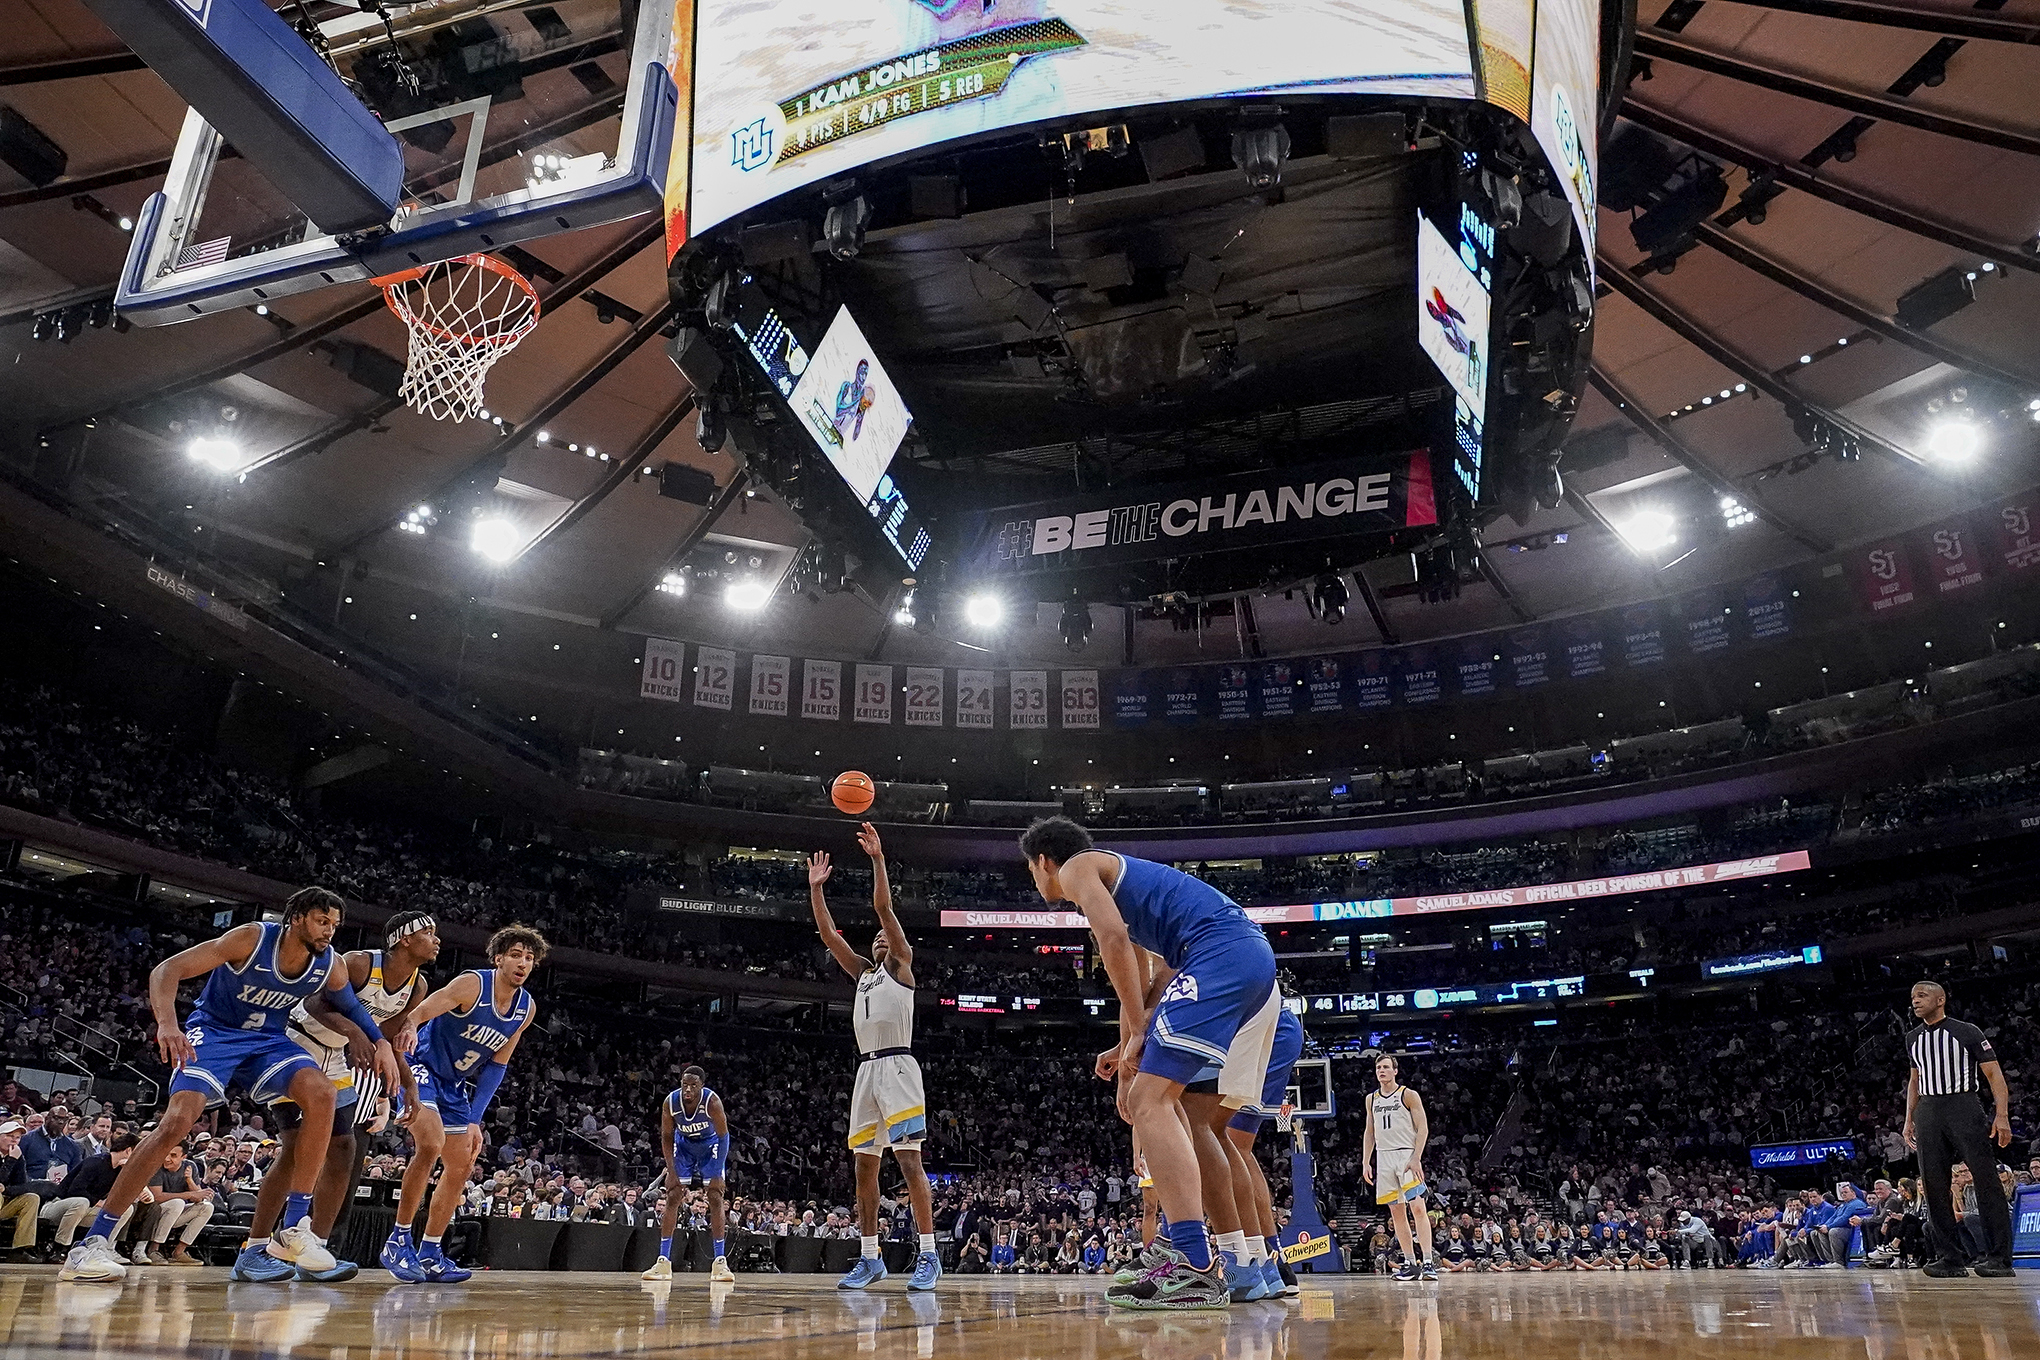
[789, 305, 915, 503]
[689, 0, 1480, 233]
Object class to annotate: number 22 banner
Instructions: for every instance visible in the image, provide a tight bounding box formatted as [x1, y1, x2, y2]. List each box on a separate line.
[904, 667, 945, 727]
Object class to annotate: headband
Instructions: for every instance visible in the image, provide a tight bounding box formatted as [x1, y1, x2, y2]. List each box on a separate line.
[388, 915, 437, 946]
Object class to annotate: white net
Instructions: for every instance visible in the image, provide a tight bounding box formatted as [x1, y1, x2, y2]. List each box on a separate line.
[376, 254, 540, 422]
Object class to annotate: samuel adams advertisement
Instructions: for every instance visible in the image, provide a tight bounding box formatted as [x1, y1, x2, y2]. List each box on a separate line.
[959, 450, 1438, 580]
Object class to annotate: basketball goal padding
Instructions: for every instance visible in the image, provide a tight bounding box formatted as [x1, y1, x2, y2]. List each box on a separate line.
[79, 0, 404, 233]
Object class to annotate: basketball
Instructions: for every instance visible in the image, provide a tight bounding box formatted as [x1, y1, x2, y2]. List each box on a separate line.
[831, 770, 875, 815]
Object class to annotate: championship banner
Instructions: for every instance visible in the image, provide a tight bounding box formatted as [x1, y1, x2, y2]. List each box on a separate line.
[1163, 669, 1202, 724]
[940, 851, 1812, 928]
[1507, 627, 1552, 687]
[904, 667, 945, 727]
[1922, 524, 1984, 596]
[1454, 639, 1499, 698]
[1059, 670, 1100, 729]
[1112, 671, 1152, 726]
[853, 663, 894, 724]
[1307, 657, 1349, 713]
[1854, 540, 1918, 614]
[1010, 670, 1049, 729]
[1619, 603, 1666, 668]
[1743, 572, 1792, 640]
[1563, 615, 1607, 680]
[1995, 499, 2040, 571]
[693, 646, 736, 710]
[641, 636, 687, 702]
[802, 659, 842, 720]
[956, 669, 996, 729]
[1680, 592, 1733, 655]
[1351, 651, 1392, 710]
[1258, 661, 1299, 718]
[1396, 647, 1442, 705]
[957, 450, 1438, 581]
[748, 653, 790, 716]
[1216, 665, 1254, 721]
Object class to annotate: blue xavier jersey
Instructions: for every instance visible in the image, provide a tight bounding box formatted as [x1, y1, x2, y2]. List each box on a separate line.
[668, 1087, 718, 1142]
[1105, 853, 1262, 970]
[420, 968, 532, 1087]
[190, 921, 337, 1034]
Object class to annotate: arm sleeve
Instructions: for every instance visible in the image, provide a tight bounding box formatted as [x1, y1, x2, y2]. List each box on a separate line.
[471, 1060, 509, 1122]
[326, 983, 385, 1043]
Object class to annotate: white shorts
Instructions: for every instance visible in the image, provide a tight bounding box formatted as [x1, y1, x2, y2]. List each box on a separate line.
[1375, 1147, 1422, 1205]
[1213, 983, 1283, 1109]
[848, 1053, 927, 1155]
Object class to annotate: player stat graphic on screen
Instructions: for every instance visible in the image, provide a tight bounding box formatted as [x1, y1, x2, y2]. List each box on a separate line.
[691, 1, 1477, 233]
[790, 306, 915, 503]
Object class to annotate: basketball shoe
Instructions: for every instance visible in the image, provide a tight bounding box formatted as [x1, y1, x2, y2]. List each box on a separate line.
[1105, 1246, 1231, 1311]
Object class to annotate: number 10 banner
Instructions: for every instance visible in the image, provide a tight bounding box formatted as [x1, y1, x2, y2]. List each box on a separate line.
[640, 637, 686, 703]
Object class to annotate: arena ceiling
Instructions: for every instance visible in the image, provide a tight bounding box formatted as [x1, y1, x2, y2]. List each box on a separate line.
[2, 0, 2039, 736]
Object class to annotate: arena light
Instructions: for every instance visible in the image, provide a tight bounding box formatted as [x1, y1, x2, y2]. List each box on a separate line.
[185, 436, 243, 471]
[724, 578, 770, 611]
[656, 571, 686, 596]
[1719, 496, 1756, 530]
[1925, 420, 1980, 464]
[964, 593, 1005, 629]
[470, 518, 523, 563]
[893, 590, 917, 628]
[1616, 508, 1678, 553]
[1060, 598, 1092, 651]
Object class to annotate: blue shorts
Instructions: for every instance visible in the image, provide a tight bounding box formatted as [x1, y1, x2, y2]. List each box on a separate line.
[673, 1137, 726, 1184]
[170, 1021, 322, 1107]
[410, 1061, 474, 1133]
[1141, 931, 1279, 1103]
[1229, 1009, 1306, 1132]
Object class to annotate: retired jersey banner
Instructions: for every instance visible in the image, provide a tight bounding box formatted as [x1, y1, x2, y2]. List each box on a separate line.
[1217, 665, 1254, 721]
[1010, 670, 1049, 729]
[1854, 540, 1918, 614]
[1060, 670, 1101, 729]
[1743, 573, 1792, 640]
[956, 669, 996, 729]
[693, 646, 736, 710]
[801, 659, 842, 721]
[748, 654, 790, 716]
[1995, 499, 2040, 571]
[1922, 523, 1984, 595]
[1619, 603, 1666, 668]
[957, 450, 1438, 580]
[1258, 661, 1299, 717]
[641, 637, 687, 702]
[853, 664, 893, 724]
[904, 667, 945, 727]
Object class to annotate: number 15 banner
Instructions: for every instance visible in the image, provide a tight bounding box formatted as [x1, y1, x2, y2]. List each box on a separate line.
[749, 654, 790, 716]
[802, 659, 841, 720]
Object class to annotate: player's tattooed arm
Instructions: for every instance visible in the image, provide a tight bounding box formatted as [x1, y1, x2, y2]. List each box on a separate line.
[858, 822, 914, 985]
[809, 852, 873, 978]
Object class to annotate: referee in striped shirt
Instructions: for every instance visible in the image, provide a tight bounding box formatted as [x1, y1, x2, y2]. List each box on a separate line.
[1903, 981, 2014, 1277]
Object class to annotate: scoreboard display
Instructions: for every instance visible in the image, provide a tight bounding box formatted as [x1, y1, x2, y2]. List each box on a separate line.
[689, 0, 1480, 233]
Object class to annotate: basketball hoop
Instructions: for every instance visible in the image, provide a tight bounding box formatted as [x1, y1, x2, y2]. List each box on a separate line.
[374, 254, 540, 422]
[1276, 1101, 1295, 1133]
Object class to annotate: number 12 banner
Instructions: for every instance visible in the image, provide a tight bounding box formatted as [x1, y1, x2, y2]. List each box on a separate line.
[693, 646, 735, 710]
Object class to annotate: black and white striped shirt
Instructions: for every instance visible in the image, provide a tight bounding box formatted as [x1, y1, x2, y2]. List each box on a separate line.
[1908, 1019, 1997, 1096]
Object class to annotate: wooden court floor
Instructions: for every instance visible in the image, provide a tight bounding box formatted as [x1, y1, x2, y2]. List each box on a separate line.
[2, 1268, 2037, 1360]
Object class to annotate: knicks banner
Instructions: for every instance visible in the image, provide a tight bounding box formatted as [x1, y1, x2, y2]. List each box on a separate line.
[802, 659, 841, 720]
[956, 450, 1437, 580]
[748, 654, 790, 716]
[641, 637, 687, 703]
[853, 664, 893, 724]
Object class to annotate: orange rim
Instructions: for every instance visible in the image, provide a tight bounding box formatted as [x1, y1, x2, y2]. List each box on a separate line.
[374, 252, 540, 347]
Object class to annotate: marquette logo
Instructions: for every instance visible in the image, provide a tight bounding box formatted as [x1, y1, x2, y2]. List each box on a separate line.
[731, 118, 774, 172]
